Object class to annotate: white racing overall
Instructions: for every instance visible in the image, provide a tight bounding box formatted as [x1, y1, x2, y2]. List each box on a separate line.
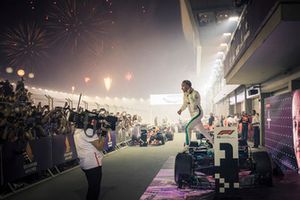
[180, 88, 213, 145]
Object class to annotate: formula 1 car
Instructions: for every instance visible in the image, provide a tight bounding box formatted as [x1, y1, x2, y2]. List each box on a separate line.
[174, 129, 273, 189]
[138, 127, 166, 146]
[162, 126, 174, 141]
[149, 132, 166, 145]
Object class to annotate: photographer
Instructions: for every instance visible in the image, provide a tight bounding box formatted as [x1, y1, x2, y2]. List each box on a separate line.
[74, 117, 106, 200]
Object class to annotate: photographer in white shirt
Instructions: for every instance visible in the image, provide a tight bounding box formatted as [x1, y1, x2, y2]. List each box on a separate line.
[75, 123, 106, 200]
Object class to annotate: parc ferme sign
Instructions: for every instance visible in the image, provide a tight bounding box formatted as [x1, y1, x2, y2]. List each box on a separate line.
[150, 94, 182, 105]
[214, 127, 239, 197]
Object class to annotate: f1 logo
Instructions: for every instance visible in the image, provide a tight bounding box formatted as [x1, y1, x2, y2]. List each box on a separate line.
[218, 130, 234, 136]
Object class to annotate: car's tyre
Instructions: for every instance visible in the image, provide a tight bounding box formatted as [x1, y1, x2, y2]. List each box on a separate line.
[175, 153, 193, 184]
[252, 151, 273, 186]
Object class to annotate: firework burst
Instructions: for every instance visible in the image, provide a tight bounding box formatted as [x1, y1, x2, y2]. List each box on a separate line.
[0, 23, 49, 69]
[46, 0, 113, 53]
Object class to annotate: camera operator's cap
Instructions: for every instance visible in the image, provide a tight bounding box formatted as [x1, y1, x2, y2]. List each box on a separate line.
[85, 128, 94, 137]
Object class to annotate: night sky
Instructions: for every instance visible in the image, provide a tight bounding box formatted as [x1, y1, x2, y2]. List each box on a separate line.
[0, 0, 195, 98]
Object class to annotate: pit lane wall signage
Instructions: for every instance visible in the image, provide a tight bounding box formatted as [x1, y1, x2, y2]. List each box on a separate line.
[214, 127, 239, 196]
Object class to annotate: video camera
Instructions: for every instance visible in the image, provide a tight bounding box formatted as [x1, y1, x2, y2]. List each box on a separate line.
[68, 109, 101, 129]
[66, 94, 118, 137]
[67, 107, 117, 137]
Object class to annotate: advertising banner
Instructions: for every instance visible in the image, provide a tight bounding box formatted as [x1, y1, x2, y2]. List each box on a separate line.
[292, 90, 300, 173]
[2, 141, 37, 183]
[29, 137, 52, 171]
[265, 92, 298, 172]
[52, 134, 78, 166]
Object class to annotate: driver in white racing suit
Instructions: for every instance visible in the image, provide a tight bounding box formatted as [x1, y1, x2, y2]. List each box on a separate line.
[177, 80, 213, 146]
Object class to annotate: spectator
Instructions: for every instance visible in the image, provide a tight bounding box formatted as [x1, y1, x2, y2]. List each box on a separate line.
[252, 110, 260, 148]
[1, 80, 14, 97]
[239, 111, 250, 141]
[208, 113, 215, 130]
[220, 115, 225, 127]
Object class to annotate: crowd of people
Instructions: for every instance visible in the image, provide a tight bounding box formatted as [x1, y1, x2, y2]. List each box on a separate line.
[0, 79, 75, 145]
[204, 110, 261, 148]
[0, 79, 142, 145]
